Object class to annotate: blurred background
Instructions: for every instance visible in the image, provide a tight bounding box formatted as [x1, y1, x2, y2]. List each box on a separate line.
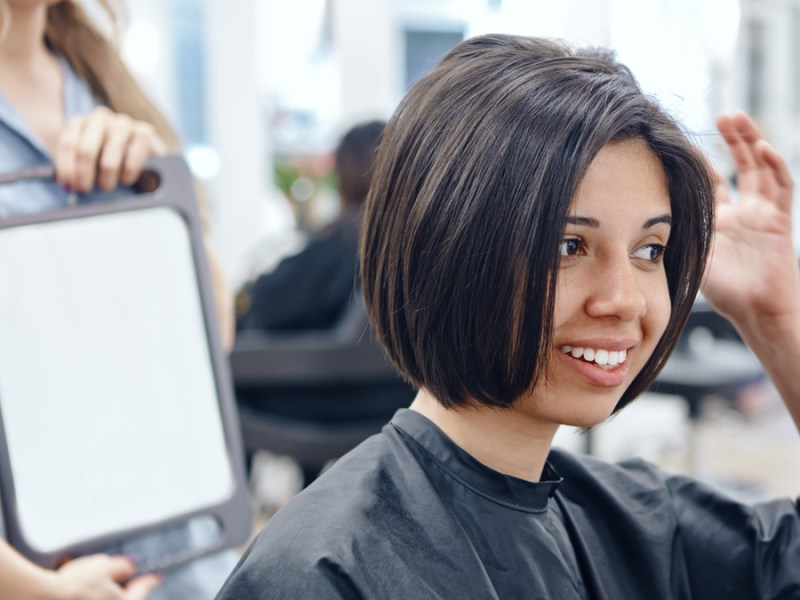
[115, 0, 800, 507]
[119, 0, 794, 287]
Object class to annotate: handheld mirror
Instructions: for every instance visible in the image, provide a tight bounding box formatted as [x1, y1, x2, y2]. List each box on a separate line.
[0, 155, 251, 570]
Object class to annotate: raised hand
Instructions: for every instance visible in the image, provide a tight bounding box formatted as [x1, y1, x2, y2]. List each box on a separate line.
[702, 111, 799, 332]
[55, 106, 167, 194]
[703, 112, 800, 425]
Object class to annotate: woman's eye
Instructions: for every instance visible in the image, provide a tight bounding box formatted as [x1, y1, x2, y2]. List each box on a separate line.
[632, 243, 666, 262]
[559, 238, 583, 257]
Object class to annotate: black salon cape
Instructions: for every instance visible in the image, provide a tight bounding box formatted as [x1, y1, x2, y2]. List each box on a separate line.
[218, 409, 800, 599]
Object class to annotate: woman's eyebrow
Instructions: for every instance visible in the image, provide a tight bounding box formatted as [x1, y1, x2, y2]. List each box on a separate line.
[565, 216, 599, 227]
[643, 214, 672, 229]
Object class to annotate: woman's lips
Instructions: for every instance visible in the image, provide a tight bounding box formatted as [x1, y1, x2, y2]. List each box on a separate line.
[558, 345, 633, 387]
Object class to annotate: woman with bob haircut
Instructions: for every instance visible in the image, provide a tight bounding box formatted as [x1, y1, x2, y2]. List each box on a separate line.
[219, 34, 800, 599]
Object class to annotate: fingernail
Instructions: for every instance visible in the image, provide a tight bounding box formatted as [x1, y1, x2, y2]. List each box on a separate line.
[61, 182, 72, 192]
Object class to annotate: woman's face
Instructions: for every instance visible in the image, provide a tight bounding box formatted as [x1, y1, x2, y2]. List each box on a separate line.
[515, 138, 672, 428]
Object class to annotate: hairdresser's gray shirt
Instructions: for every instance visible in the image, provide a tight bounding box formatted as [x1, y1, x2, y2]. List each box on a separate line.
[0, 53, 127, 218]
[220, 409, 800, 599]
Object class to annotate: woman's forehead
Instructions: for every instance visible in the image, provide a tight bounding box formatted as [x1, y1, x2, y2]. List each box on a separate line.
[568, 139, 671, 218]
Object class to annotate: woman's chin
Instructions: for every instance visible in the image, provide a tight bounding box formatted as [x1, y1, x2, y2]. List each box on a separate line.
[555, 403, 617, 429]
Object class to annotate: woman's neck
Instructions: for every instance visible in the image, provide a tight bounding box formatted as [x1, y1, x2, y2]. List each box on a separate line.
[410, 389, 558, 482]
[0, 4, 50, 66]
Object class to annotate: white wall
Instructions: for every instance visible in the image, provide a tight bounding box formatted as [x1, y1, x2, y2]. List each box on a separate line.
[122, 1, 176, 124]
[204, 0, 271, 283]
[334, 0, 397, 126]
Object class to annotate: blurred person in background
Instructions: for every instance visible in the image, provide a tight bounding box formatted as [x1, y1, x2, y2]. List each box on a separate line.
[234, 120, 412, 488]
[236, 119, 386, 332]
[0, 1, 236, 598]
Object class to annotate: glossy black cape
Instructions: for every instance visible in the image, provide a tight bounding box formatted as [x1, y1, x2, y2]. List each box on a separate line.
[218, 410, 800, 599]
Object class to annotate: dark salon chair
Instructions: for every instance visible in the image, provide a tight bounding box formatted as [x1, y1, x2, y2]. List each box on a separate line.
[230, 295, 415, 487]
[647, 300, 765, 475]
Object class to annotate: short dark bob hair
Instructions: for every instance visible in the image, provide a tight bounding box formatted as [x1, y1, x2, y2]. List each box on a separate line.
[360, 34, 714, 412]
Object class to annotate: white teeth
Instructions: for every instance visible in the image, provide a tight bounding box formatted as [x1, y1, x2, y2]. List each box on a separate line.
[561, 346, 627, 367]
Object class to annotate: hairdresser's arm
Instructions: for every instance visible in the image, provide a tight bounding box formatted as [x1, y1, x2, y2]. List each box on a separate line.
[0, 540, 160, 600]
[54, 107, 235, 351]
[702, 111, 800, 430]
[204, 237, 235, 351]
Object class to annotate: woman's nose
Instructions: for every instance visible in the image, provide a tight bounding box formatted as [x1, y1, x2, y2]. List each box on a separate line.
[584, 259, 648, 321]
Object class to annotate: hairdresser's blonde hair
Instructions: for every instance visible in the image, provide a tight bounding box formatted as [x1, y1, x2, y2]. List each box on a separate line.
[41, 0, 182, 151]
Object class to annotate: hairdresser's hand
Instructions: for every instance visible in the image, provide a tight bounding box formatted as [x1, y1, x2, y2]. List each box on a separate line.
[702, 111, 800, 333]
[49, 554, 162, 600]
[55, 106, 167, 194]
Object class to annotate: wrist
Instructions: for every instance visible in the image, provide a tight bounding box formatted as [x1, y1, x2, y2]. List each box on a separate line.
[31, 569, 68, 600]
[735, 309, 800, 348]
[734, 310, 800, 391]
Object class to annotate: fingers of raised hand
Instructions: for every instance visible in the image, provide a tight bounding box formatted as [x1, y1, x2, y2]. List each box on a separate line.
[717, 112, 764, 196]
[757, 137, 794, 213]
[717, 111, 792, 208]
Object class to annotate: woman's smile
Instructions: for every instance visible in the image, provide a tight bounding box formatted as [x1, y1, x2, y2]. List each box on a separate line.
[558, 343, 634, 388]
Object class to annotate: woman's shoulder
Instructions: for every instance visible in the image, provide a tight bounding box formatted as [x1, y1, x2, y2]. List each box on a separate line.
[220, 429, 454, 598]
[548, 446, 688, 507]
[267, 429, 436, 536]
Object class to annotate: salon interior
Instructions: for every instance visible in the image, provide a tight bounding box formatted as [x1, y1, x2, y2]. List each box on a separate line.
[42, 0, 800, 521]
